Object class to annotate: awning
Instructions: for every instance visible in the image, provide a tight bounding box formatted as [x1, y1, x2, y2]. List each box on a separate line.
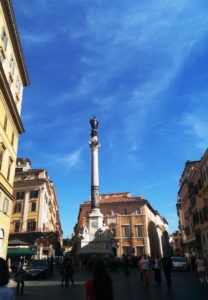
[7, 248, 35, 256]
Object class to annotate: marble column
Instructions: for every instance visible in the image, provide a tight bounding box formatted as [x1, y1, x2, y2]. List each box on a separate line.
[89, 117, 100, 210]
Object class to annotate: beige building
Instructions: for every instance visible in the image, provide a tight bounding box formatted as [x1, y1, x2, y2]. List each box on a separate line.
[74, 192, 169, 257]
[177, 148, 208, 259]
[9, 158, 63, 258]
[0, 0, 29, 258]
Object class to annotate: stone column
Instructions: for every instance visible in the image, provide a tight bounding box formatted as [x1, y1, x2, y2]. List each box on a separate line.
[89, 117, 100, 210]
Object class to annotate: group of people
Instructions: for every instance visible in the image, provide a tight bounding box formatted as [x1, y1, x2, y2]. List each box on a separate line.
[137, 253, 172, 287]
[1, 252, 208, 300]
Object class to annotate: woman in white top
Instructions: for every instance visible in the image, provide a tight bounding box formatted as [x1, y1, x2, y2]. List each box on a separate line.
[0, 257, 15, 300]
[140, 254, 150, 286]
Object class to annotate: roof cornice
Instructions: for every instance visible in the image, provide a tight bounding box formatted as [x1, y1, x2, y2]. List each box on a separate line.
[1, 0, 30, 86]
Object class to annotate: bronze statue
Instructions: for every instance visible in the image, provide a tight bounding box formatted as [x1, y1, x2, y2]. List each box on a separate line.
[90, 117, 99, 137]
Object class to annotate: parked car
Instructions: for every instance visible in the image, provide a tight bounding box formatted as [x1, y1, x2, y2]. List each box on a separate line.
[25, 259, 51, 279]
[171, 256, 191, 271]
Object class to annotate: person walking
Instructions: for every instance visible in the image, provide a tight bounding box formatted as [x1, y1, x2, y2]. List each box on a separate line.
[195, 255, 206, 285]
[84, 259, 113, 300]
[0, 258, 15, 300]
[61, 257, 75, 287]
[162, 254, 172, 287]
[152, 255, 162, 283]
[50, 255, 54, 274]
[122, 254, 130, 275]
[15, 259, 25, 296]
[137, 255, 144, 284]
[140, 254, 150, 287]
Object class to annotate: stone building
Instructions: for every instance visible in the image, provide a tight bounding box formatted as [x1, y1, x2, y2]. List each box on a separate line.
[177, 149, 208, 259]
[170, 230, 183, 256]
[9, 158, 63, 258]
[74, 192, 169, 257]
[0, 0, 29, 258]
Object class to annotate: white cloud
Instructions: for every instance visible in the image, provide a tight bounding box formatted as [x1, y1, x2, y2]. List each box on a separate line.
[181, 112, 208, 150]
[62, 148, 83, 168]
[22, 31, 54, 46]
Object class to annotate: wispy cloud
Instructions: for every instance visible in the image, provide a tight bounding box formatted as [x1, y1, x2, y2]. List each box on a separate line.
[21, 31, 54, 46]
[59, 148, 83, 168]
[181, 110, 208, 150]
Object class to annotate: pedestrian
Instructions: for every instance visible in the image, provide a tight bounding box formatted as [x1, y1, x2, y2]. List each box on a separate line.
[15, 259, 25, 296]
[0, 257, 15, 300]
[152, 255, 161, 283]
[162, 254, 172, 287]
[137, 255, 144, 284]
[50, 255, 54, 274]
[84, 259, 113, 300]
[122, 254, 130, 275]
[61, 257, 75, 287]
[140, 254, 150, 287]
[195, 255, 206, 285]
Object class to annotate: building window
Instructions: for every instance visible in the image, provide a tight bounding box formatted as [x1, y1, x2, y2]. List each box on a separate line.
[122, 225, 130, 237]
[3, 116, 7, 131]
[136, 207, 141, 215]
[0, 143, 6, 171]
[123, 208, 128, 215]
[1, 27, 8, 51]
[123, 246, 132, 256]
[34, 173, 39, 179]
[30, 190, 39, 199]
[16, 77, 21, 94]
[14, 221, 21, 232]
[136, 246, 145, 256]
[27, 221, 36, 232]
[16, 192, 25, 200]
[31, 202, 36, 212]
[135, 225, 143, 237]
[2, 198, 9, 214]
[9, 56, 15, 75]
[14, 202, 22, 213]
[7, 157, 13, 181]
[11, 132, 14, 146]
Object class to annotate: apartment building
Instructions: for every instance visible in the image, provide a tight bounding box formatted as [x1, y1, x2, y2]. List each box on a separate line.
[0, 0, 29, 258]
[74, 192, 169, 257]
[177, 149, 208, 259]
[9, 158, 63, 258]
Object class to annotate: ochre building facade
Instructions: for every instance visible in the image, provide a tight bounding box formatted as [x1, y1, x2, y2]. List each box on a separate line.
[177, 148, 208, 260]
[0, 0, 29, 258]
[75, 192, 169, 257]
[9, 158, 63, 258]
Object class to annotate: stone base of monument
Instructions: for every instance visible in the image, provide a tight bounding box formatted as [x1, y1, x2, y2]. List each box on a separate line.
[78, 209, 113, 255]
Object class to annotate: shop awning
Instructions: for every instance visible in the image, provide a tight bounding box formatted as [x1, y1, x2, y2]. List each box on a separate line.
[7, 248, 35, 256]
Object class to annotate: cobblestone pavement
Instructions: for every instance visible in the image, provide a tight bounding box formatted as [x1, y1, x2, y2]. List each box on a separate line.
[8, 266, 208, 300]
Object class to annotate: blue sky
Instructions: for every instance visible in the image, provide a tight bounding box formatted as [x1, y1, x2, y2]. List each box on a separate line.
[12, 0, 208, 237]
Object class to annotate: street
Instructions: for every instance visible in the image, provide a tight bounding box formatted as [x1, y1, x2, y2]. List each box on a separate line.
[9, 266, 208, 300]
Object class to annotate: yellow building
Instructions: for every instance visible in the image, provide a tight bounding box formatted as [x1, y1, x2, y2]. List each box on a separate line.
[0, 0, 29, 258]
[74, 192, 169, 257]
[9, 158, 63, 259]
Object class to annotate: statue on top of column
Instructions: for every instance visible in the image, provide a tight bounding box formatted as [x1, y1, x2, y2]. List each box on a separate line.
[90, 117, 99, 137]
